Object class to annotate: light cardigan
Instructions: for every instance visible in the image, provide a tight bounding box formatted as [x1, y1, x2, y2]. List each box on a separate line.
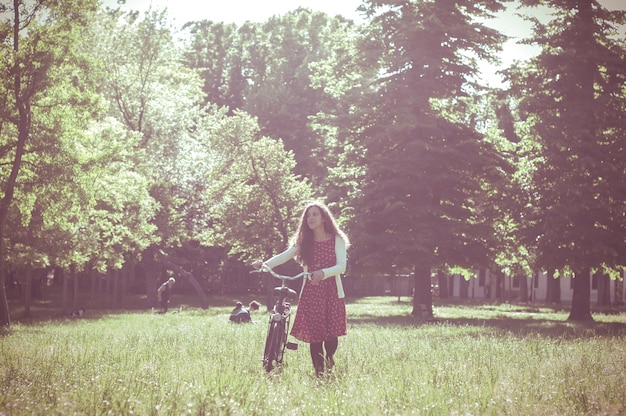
[264, 235, 347, 299]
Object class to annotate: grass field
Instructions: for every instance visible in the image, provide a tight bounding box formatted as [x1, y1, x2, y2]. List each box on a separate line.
[1, 296, 625, 415]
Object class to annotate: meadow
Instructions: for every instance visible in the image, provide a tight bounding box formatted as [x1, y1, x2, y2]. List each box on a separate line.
[1, 296, 625, 415]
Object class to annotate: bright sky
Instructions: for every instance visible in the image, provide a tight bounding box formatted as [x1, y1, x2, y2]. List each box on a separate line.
[107, 0, 625, 33]
[104, 0, 626, 87]
[108, 0, 366, 26]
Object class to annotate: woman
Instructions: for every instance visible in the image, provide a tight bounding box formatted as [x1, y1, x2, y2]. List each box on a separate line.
[254, 201, 350, 376]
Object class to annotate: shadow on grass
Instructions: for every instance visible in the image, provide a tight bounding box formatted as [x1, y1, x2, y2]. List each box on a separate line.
[7, 292, 262, 325]
[346, 297, 626, 338]
[349, 313, 626, 339]
[8, 294, 626, 340]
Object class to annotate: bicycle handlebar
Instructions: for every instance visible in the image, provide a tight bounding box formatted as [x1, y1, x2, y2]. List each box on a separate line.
[250, 263, 311, 281]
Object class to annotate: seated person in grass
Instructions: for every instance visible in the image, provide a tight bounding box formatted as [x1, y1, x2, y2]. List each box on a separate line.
[70, 308, 85, 318]
[230, 300, 261, 323]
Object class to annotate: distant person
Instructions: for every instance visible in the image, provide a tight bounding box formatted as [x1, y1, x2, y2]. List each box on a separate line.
[230, 300, 261, 323]
[157, 277, 176, 314]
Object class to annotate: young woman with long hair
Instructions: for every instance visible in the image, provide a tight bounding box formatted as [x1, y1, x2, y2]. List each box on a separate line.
[254, 201, 350, 376]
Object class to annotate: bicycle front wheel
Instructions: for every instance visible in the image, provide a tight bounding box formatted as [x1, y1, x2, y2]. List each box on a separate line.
[263, 319, 285, 372]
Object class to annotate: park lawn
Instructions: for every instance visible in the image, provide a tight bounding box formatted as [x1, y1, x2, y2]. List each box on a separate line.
[1, 297, 625, 415]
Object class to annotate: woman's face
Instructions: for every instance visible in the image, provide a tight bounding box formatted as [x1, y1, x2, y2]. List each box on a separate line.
[306, 206, 324, 231]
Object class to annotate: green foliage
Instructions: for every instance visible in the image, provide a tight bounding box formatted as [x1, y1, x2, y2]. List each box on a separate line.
[184, 9, 359, 184]
[80, 6, 316, 277]
[0, 0, 101, 269]
[182, 20, 244, 110]
[0, 2, 161, 274]
[335, 0, 511, 274]
[2, 0, 625, 326]
[72, 119, 158, 271]
[196, 108, 313, 260]
[11, 118, 158, 272]
[509, 0, 626, 276]
[473, 90, 536, 279]
[88, 7, 211, 251]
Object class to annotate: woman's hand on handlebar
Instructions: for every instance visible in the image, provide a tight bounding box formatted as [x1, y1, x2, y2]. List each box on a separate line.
[251, 260, 263, 270]
[310, 270, 324, 285]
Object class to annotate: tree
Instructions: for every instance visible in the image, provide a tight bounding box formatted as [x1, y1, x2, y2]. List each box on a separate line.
[89, 6, 319, 309]
[192, 107, 313, 307]
[485, 91, 537, 302]
[246, 10, 357, 183]
[182, 20, 245, 111]
[337, 0, 511, 317]
[197, 108, 313, 260]
[88, 7, 215, 306]
[510, 0, 626, 320]
[0, 0, 99, 329]
[184, 9, 359, 185]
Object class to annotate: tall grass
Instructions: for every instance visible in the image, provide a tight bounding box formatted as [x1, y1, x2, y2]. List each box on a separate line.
[1, 298, 625, 415]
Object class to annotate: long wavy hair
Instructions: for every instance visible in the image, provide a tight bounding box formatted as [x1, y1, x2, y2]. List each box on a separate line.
[291, 201, 349, 267]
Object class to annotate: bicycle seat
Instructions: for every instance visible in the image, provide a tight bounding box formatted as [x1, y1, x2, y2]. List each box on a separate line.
[274, 286, 297, 298]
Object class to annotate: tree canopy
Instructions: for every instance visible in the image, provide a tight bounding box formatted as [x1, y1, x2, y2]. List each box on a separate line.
[1, 0, 625, 327]
[507, 0, 626, 319]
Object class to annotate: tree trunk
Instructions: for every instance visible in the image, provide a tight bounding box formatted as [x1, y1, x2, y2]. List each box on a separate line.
[411, 263, 433, 318]
[143, 258, 159, 310]
[63, 267, 71, 314]
[181, 272, 209, 309]
[545, 269, 561, 304]
[568, 268, 593, 321]
[497, 271, 507, 299]
[0, 0, 31, 330]
[489, 271, 498, 300]
[448, 274, 455, 298]
[0, 266, 9, 329]
[154, 248, 209, 309]
[459, 276, 468, 298]
[596, 273, 611, 307]
[113, 269, 120, 308]
[519, 275, 529, 302]
[615, 278, 624, 306]
[24, 268, 32, 318]
[120, 266, 128, 309]
[32, 270, 42, 301]
[90, 269, 96, 307]
[97, 273, 105, 308]
[106, 273, 112, 307]
[438, 271, 448, 299]
[73, 266, 79, 311]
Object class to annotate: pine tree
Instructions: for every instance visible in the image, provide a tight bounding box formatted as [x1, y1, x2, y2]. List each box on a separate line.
[512, 0, 626, 320]
[347, 0, 510, 317]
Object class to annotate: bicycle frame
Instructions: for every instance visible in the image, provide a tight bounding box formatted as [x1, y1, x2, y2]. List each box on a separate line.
[251, 263, 310, 372]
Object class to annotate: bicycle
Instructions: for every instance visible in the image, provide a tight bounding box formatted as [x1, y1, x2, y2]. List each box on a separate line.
[251, 263, 310, 372]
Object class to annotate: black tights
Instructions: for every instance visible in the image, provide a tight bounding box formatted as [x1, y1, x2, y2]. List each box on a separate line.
[310, 337, 338, 372]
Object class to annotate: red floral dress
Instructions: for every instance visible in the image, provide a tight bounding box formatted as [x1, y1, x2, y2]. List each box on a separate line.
[290, 237, 347, 343]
